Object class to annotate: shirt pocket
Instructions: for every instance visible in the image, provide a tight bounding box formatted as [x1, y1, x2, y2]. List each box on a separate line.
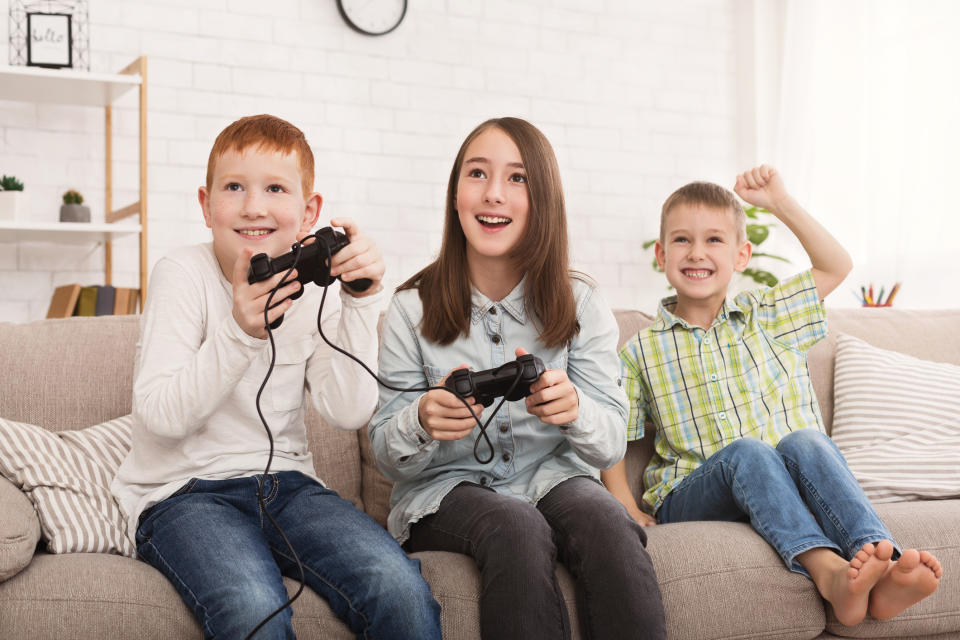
[423, 364, 446, 388]
[269, 337, 315, 412]
[730, 333, 788, 400]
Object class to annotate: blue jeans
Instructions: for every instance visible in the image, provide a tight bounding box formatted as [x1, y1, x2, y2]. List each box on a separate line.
[407, 476, 666, 640]
[136, 471, 442, 640]
[658, 429, 900, 577]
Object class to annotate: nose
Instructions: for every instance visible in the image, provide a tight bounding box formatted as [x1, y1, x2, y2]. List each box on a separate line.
[483, 180, 504, 205]
[688, 240, 705, 260]
[242, 191, 265, 217]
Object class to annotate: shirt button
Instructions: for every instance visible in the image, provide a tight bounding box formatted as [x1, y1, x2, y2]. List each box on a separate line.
[491, 334, 501, 344]
[499, 423, 509, 433]
[719, 412, 727, 420]
[704, 337, 712, 344]
[479, 477, 489, 486]
[502, 452, 511, 462]
[489, 307, 497, 315]
[710, 373, 718, 381]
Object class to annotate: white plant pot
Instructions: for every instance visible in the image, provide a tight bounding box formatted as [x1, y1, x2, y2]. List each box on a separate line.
[0, 191, 28, 220]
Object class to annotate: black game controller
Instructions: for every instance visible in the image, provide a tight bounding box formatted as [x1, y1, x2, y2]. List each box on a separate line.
[445, 354, 546, 407]
[247, 227, 372, 329]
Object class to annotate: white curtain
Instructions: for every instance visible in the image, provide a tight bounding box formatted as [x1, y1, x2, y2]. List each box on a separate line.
[747, 0, 960, 309]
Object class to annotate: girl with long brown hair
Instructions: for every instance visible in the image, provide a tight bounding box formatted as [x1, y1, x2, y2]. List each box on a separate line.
[369, 117, 666, 639]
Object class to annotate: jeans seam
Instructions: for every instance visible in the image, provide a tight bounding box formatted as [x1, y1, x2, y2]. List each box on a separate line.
[139, 539, 214, 638]
[270, 544, 372, 636]
[780, 454, 852, 552]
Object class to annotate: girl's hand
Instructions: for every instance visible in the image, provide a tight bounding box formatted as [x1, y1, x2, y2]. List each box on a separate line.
[328, 217, 385, 297]
[417, 366, 485, 441]
[733, 164, 791, 212]
[517, 347, 579, 425]
[231, 249, 301, 339]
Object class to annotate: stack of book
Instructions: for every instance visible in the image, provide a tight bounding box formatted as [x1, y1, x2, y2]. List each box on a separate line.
[46, 284, 140, 318]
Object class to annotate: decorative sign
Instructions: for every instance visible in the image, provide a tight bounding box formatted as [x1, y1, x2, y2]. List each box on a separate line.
[26, 12, 72, 68]
[8, 0, 89, 70]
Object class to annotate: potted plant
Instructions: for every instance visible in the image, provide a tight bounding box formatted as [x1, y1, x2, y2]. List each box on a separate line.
[642, 205, 791, 288]
[60, 189, 91, 223]
[0, 174, 27, 220]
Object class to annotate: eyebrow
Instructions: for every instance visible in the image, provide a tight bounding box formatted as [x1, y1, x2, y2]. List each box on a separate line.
[668, 228, 731, 236]
[464, 156, 525, 169]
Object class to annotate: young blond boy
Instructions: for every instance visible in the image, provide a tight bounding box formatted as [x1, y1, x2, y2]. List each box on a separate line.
[111, 115, 441, 639]
[603, 165, 942, 626]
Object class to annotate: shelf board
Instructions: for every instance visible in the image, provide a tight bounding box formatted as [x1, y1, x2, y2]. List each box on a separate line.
[0, 65, 141, 107]
[0, 221, 141, 243]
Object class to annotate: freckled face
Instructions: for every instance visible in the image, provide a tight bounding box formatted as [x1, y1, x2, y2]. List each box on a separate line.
[199, 149, 317, 281]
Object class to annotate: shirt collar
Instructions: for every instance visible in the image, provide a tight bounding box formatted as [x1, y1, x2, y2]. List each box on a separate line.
[652, 294, 744, 332]
[471, 276, 527, 324]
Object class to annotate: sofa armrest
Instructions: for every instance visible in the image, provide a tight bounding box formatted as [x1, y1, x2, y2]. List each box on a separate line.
[0, 474, 40, 581]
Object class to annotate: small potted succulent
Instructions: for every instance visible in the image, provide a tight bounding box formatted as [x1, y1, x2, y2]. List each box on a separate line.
[0, 174, 27, 220]
[60, 189, 91, 223]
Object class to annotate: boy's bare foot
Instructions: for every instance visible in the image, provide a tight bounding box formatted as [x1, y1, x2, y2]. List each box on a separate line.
[868, 549, 942, 620]
[801, 540, 894, 626]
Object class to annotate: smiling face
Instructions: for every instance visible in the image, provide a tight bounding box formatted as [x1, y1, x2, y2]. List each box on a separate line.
[199, 148, 320, 281]
[455, 127, 530, 269]
[656, 203, 752, 314]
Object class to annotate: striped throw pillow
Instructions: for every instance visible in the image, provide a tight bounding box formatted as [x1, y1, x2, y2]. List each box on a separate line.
[0, 416, 135, 557]
[831, 333, 960, 503]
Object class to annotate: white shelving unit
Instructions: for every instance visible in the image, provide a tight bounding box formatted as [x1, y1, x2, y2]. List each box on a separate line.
[0, 57, 148, 309]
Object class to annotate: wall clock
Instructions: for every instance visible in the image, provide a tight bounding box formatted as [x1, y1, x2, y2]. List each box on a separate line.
[337, 0, 407, 36]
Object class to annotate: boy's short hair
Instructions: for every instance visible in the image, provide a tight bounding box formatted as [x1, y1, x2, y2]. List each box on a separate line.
[206, 114, 315, 197]
[660, 181, 746, 243]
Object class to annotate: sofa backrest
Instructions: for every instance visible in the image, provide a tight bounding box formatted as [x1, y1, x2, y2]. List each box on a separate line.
[616, 306, 960, 498]
[4, 307, 958, 524]
[0, 316, 363, 510]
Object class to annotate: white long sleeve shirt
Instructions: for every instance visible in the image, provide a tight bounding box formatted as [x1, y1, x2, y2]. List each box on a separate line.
[111, 243, 383, 534]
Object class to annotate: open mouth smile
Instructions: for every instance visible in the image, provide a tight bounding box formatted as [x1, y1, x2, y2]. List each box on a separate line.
[235, 228, 274, 239]
[682, 268, 714, 280]
[476, 214, 512, 231]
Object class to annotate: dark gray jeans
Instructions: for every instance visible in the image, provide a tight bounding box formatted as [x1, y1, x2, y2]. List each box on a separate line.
[407, 476, 666, 640]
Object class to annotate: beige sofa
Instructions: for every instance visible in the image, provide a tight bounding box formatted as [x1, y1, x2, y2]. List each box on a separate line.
[0, 308, 957, 639]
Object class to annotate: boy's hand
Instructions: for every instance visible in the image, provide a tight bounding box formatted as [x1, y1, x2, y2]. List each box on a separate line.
[328, 217, 385, 297]
[733, 164, 791, 212]
[517, 347, 579, 426]
[231, 248, 302, 340]
[418, 366, 484, 441]
[629, 505, 658, 527]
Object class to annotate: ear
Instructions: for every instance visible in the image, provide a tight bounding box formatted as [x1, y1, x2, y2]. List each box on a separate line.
[198, 186, 213, 229]
[655, 240, 666, 271]
[734, 241, 753, 272]
[300, 192, 323, 235]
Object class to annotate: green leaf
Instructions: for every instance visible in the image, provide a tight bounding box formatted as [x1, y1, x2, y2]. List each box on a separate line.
[743, 268, 778, 287]
[750, 251, 791, 263]
[641, 238, 657, 250]
[746, 224, 769, 245]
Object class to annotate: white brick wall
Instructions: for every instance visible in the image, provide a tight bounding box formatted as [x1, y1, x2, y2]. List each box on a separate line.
[1, 0, 742, 322]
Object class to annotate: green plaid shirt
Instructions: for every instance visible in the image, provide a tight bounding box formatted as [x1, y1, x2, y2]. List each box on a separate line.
[620, 270, 828, 513]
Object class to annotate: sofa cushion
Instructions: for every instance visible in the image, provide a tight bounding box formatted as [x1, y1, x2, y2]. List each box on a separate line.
[646, 520, 825, 640]
[825, 500, 960, 637]
[0, 416, 135, 557]
[0, 476, 40, 582]
[0, 317, 139, 431]
[831, 333, 960, 503]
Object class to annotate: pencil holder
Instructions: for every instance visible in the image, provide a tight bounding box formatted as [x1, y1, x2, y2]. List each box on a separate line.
[859, 282, 900, 307]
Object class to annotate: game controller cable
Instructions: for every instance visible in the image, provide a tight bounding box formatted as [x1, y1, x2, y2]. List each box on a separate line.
[246, 233, 528, 638]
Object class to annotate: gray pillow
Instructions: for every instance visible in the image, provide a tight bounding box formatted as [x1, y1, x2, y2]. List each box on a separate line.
[0, 474, 40, 581]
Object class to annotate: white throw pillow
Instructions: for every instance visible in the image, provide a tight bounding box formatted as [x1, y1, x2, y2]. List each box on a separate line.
[0, 416, 135, 557]
[831, 333, 960, 503]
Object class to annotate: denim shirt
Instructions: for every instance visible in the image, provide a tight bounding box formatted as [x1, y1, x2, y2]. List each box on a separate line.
[370, 276, 628, 543]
